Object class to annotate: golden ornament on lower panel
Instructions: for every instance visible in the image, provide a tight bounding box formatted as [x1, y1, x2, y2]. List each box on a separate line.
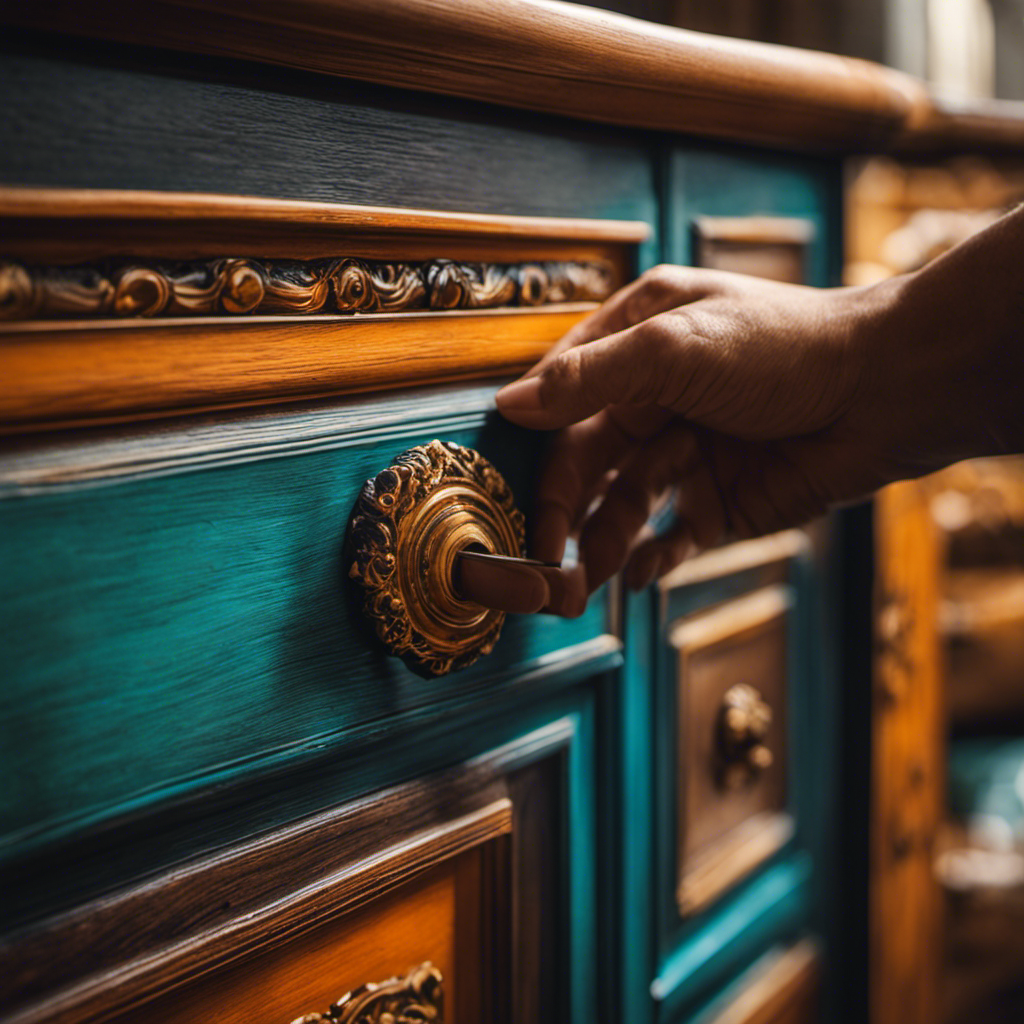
[289, 961, 443, 1023]
[347, 440, 526, 677]
[716, 683, 774, 789]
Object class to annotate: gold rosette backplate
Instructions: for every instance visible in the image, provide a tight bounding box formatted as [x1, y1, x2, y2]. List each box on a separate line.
[348, 441, 526, 677]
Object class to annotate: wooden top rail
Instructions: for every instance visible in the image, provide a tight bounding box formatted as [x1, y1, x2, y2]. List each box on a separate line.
[5, 0, 1024, 154]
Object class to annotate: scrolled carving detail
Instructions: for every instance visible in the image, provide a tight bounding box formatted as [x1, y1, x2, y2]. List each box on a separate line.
[332, 258, 427, 312]
[424, 259, 517, 309]
[348, 440, 525, 677]
[289, 962, 443, 1024]
[0, 255, 615, 321]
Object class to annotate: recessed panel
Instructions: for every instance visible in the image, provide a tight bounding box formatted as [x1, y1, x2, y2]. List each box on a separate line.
[672, 586, 793, 915]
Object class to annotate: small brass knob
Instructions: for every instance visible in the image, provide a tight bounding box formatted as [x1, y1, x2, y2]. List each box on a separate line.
[717, 683, 774, 789]
[347, 440, 525, 677]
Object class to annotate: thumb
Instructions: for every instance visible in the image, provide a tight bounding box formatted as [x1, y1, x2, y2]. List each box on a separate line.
[496, 318, 672, 429]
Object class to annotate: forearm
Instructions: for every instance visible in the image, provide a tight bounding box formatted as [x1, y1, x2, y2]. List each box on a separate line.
[865, 203, 1024, 471]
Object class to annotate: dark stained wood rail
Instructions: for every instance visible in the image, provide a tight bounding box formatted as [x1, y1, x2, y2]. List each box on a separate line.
[4, 0, 1024, 154]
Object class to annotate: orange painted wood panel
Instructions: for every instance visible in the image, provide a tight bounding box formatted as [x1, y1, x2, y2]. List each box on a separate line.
[0, 308, 589, 431]
[118, 850, 482, 1024]
[871, 482, 945, 1024]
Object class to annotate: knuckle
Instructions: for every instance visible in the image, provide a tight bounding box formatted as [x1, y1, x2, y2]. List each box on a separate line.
[640, 263, 680, 290]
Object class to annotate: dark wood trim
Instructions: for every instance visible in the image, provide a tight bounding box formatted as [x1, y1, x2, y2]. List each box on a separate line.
[0, 188, 650, 264]
[0, 718, 577, 1024]
[3, 2, 1023, 153]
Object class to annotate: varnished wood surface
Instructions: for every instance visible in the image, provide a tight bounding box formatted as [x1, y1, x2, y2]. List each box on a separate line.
[0, 187, 649, 263]
[127, 862, 463, 1024]
[0, 716, 579, 1024]
[0, 48, 658, 225]
[0, 307, 591, 431]
[2, 781, 508, 1024]
[0, 375, 618, 904]
[871, 483, 945, 1024]
[4, 0, 1024, 153]
[1, 715, 586, 1024]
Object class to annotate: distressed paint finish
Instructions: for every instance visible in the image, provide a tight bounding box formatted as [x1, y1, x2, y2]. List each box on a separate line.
[0, 43, 657, 256]
[621, 151, 844, 1020]
[0, 396, 608, 862]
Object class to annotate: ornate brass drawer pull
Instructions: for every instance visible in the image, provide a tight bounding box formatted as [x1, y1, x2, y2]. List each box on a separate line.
[348, 440, 526, 677]
[289, 962, 443, 1023]
[716, 683, 774, 789]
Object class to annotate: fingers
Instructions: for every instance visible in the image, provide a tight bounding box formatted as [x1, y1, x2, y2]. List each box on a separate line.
[540, 563, 589, 619]
[531, 411, 635, 564]
[624, 519, 697, 590]
[498, 315, 681, 429]
[577, 422, 701, 593]
[521, 265, 721, 380]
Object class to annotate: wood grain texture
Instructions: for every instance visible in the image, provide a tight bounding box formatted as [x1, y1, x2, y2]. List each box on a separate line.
[1, 780, 509, 1024]
[0, 307, 591, 431]
[871, 482, 945, 1024]
[0, 48, 658, 233]
[0, 187, 648, 264]
[120, 869, 458, 1024]
[3, 0, 1023, 153]
[0, 389, 617, 874]
[0, 716, 578, 1024]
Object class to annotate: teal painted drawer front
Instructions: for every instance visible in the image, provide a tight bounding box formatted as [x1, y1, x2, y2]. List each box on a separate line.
[609, 148, 843, 1023]
[665, 146, 841, 288]
[0, 384, 609, 865]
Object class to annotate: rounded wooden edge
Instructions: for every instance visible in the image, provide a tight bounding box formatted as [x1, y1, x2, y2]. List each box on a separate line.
[4, 0, 1024, 153]
[0, 187, 651, 243]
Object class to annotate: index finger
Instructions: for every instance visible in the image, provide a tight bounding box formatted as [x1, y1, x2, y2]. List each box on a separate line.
[522, 265, 723, 380]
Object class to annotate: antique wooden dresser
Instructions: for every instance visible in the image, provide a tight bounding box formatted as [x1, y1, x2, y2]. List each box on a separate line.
[2, 4, 1023, 1023]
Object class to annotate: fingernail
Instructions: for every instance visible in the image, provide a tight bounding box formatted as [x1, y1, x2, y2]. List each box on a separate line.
[496, 376, 543, 412]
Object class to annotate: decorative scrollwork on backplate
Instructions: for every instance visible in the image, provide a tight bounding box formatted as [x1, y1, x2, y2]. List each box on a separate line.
[348, 440, 525, 677]
[0, 256, 614, 320]
[289, 962, 443, 1023]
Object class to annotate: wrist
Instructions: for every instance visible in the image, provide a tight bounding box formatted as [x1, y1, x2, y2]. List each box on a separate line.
[855, 264, 1020, 476]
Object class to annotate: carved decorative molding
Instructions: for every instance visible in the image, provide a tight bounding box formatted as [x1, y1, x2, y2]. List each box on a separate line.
[289, 962, 443, 1023]
[348, 440, 525, 677]
[0, 257, 613, 321]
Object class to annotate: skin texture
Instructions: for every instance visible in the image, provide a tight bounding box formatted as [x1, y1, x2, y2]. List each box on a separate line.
[494, 204, 1024, 616]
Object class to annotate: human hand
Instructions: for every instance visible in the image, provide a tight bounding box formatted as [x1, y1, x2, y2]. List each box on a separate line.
[495, 264, 933, 615]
